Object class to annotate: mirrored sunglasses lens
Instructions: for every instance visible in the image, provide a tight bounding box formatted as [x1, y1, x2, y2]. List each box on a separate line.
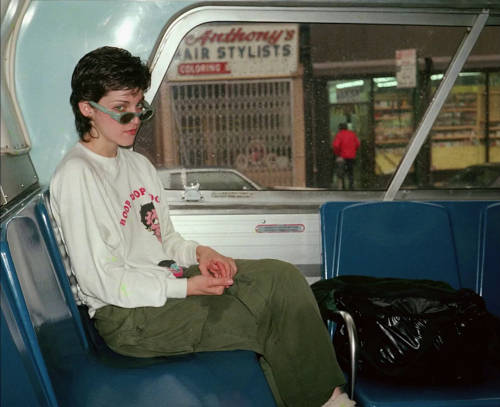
[119, 113, 136, 124]
[140, 109, 153, 121]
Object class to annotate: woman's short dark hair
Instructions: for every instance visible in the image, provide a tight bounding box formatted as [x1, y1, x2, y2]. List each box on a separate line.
[70, 46, 151, 140]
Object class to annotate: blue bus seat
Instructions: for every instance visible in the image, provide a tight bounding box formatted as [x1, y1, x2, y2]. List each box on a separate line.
[331, 201, 461, 287]
[1, 192, 276, 407]
[1, 237, 58, 407]
[478, 202, 500, 319]
[320, 200, 500, 407]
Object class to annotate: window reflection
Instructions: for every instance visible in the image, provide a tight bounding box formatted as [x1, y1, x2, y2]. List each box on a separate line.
[135, 22, 500, 190]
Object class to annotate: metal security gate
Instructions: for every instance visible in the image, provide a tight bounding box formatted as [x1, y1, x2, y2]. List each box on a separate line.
[169, 80, 294, 187]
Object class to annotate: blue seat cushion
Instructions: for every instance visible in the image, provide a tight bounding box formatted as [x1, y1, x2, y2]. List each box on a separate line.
[38, 318, 274, 407]
[353, 368, 500, 407]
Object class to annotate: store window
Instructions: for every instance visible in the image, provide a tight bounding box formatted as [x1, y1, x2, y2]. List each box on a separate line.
[137, 23, 303, 189]
[428, 73, 487, 185]
[167, 80, 294, 187]
[136, 21, 500, 191]
[373, 78, 414, 179]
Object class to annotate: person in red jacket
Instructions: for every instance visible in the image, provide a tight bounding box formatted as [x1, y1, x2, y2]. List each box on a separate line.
[332, 123, 361, 189]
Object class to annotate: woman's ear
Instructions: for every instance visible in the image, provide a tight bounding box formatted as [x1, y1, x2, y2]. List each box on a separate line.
[78, 101, 93, 118]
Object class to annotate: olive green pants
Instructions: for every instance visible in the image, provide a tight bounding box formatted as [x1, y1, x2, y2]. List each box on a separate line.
[94, 259, 345, 406]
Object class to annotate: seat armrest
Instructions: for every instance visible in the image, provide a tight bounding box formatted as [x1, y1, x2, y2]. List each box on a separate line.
[331, 310, 358, 399]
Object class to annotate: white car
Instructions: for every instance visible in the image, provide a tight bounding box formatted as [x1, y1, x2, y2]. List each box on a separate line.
[157, 167, 263, 191]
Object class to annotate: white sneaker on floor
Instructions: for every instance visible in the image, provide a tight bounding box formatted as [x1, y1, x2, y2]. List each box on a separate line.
[322, 392, 356, 407]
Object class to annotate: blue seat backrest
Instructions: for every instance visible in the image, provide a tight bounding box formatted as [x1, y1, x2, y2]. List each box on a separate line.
[1, 239, 57, 407]
[331, 201, 461, 288]
[35, 195, 88, 348]
[478, 202, 500, 318]
[3, 198, 88, 345]
[1, 197, 74, 407]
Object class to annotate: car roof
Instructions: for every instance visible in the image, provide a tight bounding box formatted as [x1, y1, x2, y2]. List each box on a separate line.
[156, 167, 263, 190]
[157, 167, 240, 172]
[465, 163, 500, 170]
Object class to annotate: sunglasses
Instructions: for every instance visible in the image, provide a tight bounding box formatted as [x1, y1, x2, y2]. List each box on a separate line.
[89, 100, 154, 124]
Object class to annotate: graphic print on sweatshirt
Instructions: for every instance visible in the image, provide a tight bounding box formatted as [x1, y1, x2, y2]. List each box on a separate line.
[120, 187, 160, 227]
[140, 202, 161, 242]
[120, 186, 184, 277]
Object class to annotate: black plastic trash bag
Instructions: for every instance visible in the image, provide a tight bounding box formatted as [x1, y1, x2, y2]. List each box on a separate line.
[312, 275, 492, 385]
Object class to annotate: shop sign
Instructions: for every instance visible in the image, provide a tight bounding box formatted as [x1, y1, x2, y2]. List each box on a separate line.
[396, 49, 417, 88]
[168, 24, 299, 80]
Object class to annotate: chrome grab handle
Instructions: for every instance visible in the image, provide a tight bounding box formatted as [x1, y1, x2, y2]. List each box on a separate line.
[332, 310, 358, 400]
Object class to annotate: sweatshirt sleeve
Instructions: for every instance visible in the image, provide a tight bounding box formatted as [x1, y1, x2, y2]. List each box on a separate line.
[50, 160, 187, 310]
[147, 160, 199, 267]
[159, 205, 199, 267]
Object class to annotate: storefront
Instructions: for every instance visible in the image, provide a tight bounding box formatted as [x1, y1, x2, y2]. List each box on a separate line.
[137, 23, 306, 187]
[311, 21, 500, 188]
[326, 71, 500, 187]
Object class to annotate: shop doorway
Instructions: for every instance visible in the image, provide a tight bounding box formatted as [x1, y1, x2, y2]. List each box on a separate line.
[329, 102, 373, 189]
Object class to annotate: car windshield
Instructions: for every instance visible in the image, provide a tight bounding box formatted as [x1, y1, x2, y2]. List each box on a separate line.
[169, 171, 257, 190]
[447, 166, 500, 187]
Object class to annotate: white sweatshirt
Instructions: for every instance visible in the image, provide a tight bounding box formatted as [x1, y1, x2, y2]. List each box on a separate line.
[50, 143, 198, 316]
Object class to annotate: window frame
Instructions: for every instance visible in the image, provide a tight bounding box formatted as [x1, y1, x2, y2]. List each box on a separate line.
[144, 2, 499, 200]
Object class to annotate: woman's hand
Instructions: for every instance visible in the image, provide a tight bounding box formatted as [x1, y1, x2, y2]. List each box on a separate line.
[186, 274, 233, 296]
[196, 245, 237, 279]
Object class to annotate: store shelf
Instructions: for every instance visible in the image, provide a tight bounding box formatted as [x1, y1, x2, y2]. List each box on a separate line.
[489, 89, 500, 122]
[374, 107, 412, 112]
[375, 115, 412, 121]
[441, 108, 477, 113]
[433, 125, 476, 131]
[433, 136, 483, 141]
[374, 91, 414, 153]
[430, 89, 486, 146]
[375, 139, 409, 145]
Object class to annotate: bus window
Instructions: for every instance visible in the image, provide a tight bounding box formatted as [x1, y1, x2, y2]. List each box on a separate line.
[400, 27, 500, 189]
[135, 21, 499, 191]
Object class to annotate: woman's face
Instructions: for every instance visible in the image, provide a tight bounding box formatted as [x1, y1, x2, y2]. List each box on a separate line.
[81, 88, 145, 157]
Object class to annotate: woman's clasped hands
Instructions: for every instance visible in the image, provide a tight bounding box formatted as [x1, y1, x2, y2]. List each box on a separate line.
[186, 245, 238, 296]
